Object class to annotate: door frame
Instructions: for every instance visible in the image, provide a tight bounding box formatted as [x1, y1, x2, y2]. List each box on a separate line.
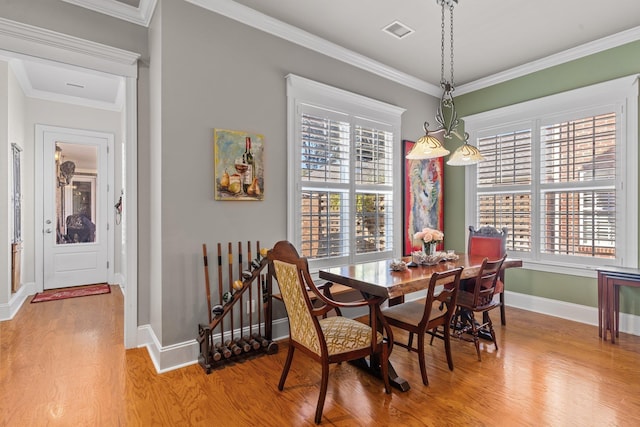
[38, 125, 113, 290]
[1, 17, 140, 349]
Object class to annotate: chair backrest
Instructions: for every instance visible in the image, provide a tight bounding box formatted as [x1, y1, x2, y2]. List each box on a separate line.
[468, 225, 508, 259]
[470, 254, 507, 308]
[423, 267, 463, 325]
[268, 241, 323, 356]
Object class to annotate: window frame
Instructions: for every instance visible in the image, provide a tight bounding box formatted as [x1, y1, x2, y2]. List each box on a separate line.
[463, 75, 638, 278]
[286, 74, 405, 273]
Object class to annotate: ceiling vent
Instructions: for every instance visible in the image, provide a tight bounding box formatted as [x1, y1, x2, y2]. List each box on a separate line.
[382, 21, 415, 39]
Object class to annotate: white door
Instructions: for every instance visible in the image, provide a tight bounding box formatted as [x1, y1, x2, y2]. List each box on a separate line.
[42, 127, 111, 289]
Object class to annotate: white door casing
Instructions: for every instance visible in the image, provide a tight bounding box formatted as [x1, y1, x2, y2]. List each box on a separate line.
[41, 126, 113, 289]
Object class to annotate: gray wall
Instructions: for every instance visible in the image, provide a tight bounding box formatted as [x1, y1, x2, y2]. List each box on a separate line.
[154, 0, 435, 345]
[1, 62, 11, 302]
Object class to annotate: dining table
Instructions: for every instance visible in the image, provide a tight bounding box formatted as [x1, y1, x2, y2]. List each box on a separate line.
[318, 253, 523, 391]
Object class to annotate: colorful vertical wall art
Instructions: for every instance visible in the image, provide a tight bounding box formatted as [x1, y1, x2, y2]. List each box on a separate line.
[402, 140, 444, 255]
[214, 129, 264, 201]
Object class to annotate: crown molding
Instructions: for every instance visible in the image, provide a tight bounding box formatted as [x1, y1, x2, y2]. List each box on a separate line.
[0, 17, 139, 77]
[456, 25, 640, 95]
[186, 0, 640, 98]
[185, 0, 441, 97]
[61, 0, 157, 27]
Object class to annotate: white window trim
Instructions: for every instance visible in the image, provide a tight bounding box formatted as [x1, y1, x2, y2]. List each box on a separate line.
[463, 75, 639, 278]
[286, 74, 405, 274]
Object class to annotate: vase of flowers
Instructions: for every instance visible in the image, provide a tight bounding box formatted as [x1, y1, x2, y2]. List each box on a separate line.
[423, 241, 437, 256]
[414, 227, 444, 256]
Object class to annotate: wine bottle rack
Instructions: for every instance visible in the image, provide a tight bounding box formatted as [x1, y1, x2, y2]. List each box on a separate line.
[198, 241, 278, 374]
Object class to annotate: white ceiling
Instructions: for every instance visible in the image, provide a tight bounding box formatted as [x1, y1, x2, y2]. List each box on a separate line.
[6, 0, 640, 109]
[229, 0, 640, 89]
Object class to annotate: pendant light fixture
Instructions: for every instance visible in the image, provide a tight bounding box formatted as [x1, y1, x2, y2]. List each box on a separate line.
[406, 122, 449, 160]
[406, 0, 484, 166]
[446, 130, 485, 165]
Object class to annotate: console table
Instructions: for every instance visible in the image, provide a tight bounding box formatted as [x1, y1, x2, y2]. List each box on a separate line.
[597, 266, 640, 343]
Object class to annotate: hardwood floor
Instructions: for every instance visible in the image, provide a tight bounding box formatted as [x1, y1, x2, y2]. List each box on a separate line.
[1, 287, 639, 426]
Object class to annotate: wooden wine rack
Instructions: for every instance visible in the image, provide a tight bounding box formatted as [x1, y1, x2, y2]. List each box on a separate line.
[198, 241, 278, 374]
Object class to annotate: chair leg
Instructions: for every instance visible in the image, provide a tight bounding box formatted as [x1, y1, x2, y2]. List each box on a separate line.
[407, 332, 414, 351]
[417, 329, 429, 386]
[278, 346, 295, 391]
[443, 321, 454, 371]
[500, 292, 506, 325]
[469, 314, 482, 362]
[315, 362, 329, 424]
[429, 328, 436, 345]
[487, 315, 498, 351]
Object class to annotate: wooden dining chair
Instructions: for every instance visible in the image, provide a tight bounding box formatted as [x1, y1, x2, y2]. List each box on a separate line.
[267, 240, 390, 424]
[454, 254, 507, 361]
[381, 267, 463, 386]
[468, 225, 508, 325]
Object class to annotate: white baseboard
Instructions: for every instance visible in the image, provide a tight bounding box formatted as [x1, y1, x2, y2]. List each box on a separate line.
[136, 318, 293, 374]
[112, 273, 125, 287]
[505, 290, 640, 336]
[0, 281, 36, 320]
[136, 324, 200, 373]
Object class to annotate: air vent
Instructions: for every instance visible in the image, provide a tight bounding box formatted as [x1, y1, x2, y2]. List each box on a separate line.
[382, 21, 415, 39]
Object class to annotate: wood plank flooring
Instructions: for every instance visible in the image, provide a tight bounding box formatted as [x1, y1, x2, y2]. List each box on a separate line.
[1, 286, 639, 426]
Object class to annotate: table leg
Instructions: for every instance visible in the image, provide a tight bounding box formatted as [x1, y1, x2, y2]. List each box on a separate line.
[607, 277, 616, 344]
[614, 283, 620, 339]
[349, 355, 411, 392]
[351, 296, 411, 392]
[597, 272, 604, 338]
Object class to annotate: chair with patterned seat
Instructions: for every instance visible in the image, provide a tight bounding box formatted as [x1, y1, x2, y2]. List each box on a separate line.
[467, 225, 509, 325]
[267, 240, 390, 424]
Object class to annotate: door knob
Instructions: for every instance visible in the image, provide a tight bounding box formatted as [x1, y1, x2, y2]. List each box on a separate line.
[45, 228, 52, 234]
[45, 219, 52, 224]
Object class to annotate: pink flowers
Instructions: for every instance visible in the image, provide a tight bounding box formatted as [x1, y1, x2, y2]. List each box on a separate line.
[413, 227, 444, 245]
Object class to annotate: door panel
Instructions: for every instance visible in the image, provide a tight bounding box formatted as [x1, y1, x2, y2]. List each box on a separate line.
[43, 128, 110, 289]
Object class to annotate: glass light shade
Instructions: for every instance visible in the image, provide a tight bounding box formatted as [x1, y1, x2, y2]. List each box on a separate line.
[446, 143, 485, 166]
[406, 134, 450, 159]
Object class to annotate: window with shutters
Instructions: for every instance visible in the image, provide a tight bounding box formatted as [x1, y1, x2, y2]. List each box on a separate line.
[286, 74, 404, 271]
[464, 76, 638, 276]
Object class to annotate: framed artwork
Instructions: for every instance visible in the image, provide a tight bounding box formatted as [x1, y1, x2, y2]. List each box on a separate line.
[402, 139, 444, 255]
[214, 129, 264, 201]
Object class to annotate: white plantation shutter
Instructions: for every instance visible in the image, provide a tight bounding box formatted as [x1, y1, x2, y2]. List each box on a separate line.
[464, 75, 638, 273]
[287, 74, 404, 270]
[299, 110, 351, 259]
[476, 129, 532, 252]
[354, 123, 394, 255]
[540, 113, 617, 258]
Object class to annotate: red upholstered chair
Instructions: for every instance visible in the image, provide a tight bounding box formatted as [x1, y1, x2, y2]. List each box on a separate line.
[467, 225, 508, 325]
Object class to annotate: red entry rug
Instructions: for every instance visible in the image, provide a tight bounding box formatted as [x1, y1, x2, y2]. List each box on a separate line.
[31, 284, 111, 303]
